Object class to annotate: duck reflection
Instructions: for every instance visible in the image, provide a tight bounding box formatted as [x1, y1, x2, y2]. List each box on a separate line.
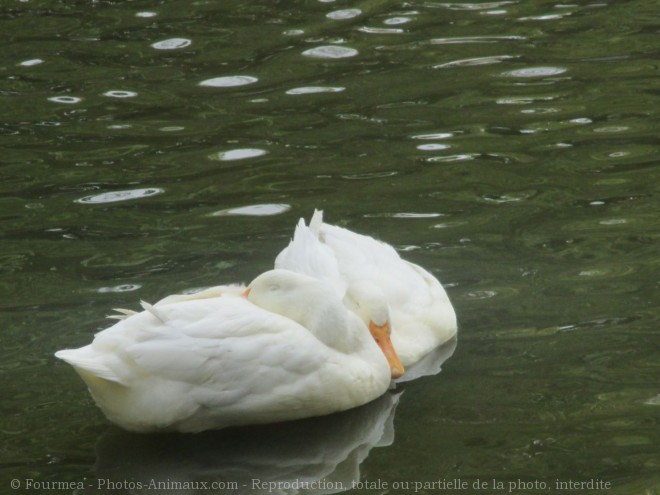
[89, 391, 401, 495]
[395, 336, 457, 383]
[88, 339, 457, 495]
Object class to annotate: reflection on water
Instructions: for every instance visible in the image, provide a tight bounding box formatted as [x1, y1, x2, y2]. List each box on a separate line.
[210, 149, 268, 161]
[326, 9, 362, 21]
[501, 66, 567, 78]
[86, 392, 401, 495]
[78, 338, 455, 493]
[47, 96, 83, 104]
[286, 87, 345, 95]
[75, 188, 165, 205]
[211, 204, 291, 217]
[434, 54, 516, 68]
[199, 76, 259, 88]
[396, 337, 457, 383]
[151, 38, 193, 50]
[301, 46, 359, 59]
[103, 91, 139, 99]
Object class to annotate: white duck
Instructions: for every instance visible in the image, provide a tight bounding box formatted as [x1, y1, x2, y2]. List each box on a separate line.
[55, 269, 403, 433]
[275, 210, 457, 368]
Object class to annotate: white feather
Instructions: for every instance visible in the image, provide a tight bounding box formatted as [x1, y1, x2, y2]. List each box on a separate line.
[276, 210, 458, 367]
[55, 273, 392, 433]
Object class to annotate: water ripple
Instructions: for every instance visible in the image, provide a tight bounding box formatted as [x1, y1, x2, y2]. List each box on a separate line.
[384, 17, 413, 25]
[427, 154, 478, 162]
[286, 86, 345, 95]
[502, 67, 567, 78]
[20, 59, 44, 67]
[519, 13, 570, 22]
[431, 35, 525, 44]
[210, 148, 267, 161]
[75, 188, 164, 204]
[412, 132, 454, 139]
[326, 9, 361, 20]
[199, 76, 258, 88]
[283, 29, 305, 36]
[48, 96, 82, 104]
[151, 38, 192, 50]
[434, 55, 516, 68]
[496, 96, 557, 105]
[417, 143, 451, 151]
[391, 212, 444, 218]
[427, 1, 515, 11]
[211, 204, 291, 217]
[358, 27, 405, 35]
[103, 90, 138, 98]
[97, 284, 142, 293]
[302, 46, 358, 59]
[341, 171, 398, 180]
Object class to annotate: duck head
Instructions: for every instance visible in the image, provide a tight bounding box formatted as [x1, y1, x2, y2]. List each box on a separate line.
[343, 280, 404, 379]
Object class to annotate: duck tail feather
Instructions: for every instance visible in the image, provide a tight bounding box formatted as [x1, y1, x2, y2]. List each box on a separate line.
[140, 301, 166, 322]
[55, 349, 124, 384]
[309, 209, 324, 235]
[107, 308, 138, 320]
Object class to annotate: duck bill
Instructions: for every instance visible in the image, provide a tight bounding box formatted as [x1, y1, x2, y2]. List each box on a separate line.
[369, 321, 404, 379]
[241, 287, 251, 298]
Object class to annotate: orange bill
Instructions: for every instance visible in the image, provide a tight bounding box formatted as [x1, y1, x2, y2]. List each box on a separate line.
[241, 287, 251, 298]
[369, 321, 404, 379]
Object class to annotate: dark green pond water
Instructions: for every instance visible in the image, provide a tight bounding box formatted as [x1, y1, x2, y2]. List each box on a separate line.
[1, 0, 658, 494]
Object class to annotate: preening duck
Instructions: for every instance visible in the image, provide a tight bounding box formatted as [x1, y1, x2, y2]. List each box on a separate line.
[55, 270, 402, 433]
[275, 210, 457, 368]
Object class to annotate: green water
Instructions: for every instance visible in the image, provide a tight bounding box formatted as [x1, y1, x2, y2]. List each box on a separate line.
[1, 0, 658, 493]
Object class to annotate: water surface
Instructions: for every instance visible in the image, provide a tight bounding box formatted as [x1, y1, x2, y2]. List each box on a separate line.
[1, 0, 658, 494]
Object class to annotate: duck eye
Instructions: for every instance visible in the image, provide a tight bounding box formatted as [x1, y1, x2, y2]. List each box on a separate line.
[269, 284, 280, 292]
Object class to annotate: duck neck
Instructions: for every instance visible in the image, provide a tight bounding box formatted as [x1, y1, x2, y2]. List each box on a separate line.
[296, 296, 362, 354]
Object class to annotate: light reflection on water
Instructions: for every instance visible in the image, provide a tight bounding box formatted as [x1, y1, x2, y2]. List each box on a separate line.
[1, 0, 659, 493]
[150, 38, 192, 50]
[302, 45, 359, 59]
[211, 204, 291, 217]
[286, 86, 345, 95]
[210, 149, 268, 161]
[199, 76, 259, 88]
[75, 188, 165, 204]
